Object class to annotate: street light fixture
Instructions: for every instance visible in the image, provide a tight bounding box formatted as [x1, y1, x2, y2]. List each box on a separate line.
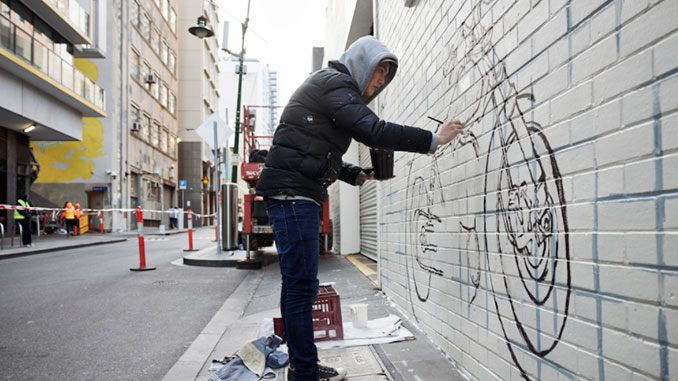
[188, 12, 222, 254]
[188, 16, 214, 39]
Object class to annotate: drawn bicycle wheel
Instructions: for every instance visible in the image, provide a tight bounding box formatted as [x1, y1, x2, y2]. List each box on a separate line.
[405, 162, 444, 306]
[483, 119, 571, 379]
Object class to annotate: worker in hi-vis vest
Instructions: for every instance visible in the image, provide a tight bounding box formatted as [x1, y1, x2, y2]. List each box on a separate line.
[63, 202, 76, 236]
[74, 203, 83, 234]
[14, 194, 32, 247]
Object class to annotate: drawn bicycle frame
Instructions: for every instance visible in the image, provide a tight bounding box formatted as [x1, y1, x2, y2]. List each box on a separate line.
[403, 4, 572, 379]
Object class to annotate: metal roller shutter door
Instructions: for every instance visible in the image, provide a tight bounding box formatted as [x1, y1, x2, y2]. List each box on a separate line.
[359, 143, 378, 261]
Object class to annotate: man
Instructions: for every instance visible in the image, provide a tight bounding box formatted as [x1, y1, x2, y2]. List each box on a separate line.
[74, 203, 83, 235]
[14, 194, 32, 247]
[167, 206, 178, 229]
[256, 36, 463, 381]
[62, 202, 76, 236]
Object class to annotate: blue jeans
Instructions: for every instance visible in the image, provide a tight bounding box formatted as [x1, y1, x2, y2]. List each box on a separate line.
[265, 198, 320, 380]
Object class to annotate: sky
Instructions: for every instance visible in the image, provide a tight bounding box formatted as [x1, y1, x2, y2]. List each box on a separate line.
[217, 0, 329, 107]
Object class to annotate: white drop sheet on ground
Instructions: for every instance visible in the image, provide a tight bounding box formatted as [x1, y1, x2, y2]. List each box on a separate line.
[258, 314, 414, 350]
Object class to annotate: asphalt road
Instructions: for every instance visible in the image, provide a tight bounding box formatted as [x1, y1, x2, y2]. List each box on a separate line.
[0, 228, 248, 380]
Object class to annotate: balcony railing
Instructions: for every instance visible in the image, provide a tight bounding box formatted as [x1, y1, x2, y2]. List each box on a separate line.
[47, 0, 90, 38]
[0, 13, 105, 112]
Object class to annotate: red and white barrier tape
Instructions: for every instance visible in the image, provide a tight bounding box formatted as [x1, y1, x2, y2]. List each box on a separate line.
[0, 204, 217, 218]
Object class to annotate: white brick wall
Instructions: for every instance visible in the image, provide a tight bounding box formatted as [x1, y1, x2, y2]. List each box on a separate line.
[372, 0, 678, 379]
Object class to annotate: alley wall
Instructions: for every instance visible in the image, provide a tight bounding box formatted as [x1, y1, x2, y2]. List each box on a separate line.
[375, 0, 677, 380]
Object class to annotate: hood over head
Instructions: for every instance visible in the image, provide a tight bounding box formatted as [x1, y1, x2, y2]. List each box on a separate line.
[338, 36, 398, 104]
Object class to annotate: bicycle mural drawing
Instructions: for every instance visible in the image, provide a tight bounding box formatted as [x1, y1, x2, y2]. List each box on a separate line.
[403, 2, 571, 379]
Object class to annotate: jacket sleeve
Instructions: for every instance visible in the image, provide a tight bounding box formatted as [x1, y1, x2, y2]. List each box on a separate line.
[320, 75, 433, 154]
[337, 161, 364, 186]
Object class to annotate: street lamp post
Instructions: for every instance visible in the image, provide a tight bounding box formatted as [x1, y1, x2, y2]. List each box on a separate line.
[189, 13, 220, 254]
[231, 0, 251, 183]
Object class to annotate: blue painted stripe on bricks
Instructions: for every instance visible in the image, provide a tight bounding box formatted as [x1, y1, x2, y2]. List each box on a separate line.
[508, 338, 577, 380]
[653, 83, 669, 381]
[593, 161, 605, 380]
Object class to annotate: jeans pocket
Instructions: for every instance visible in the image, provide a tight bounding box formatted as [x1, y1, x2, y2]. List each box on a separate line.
[266, 202, 288, 249]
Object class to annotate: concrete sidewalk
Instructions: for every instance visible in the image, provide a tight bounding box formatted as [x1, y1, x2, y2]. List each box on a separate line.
[165, 249, 467, 381]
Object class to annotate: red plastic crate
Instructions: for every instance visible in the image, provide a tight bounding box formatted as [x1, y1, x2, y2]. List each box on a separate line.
[273, 284, 344, 343]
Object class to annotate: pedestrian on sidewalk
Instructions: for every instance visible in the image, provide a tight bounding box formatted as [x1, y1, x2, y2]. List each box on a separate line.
[14, 194, 32, 247]
[168, 206, 179, 229]
[256, 35, 463, 381]
[61, 202, 76, 236]
[74, 203, 83, 235]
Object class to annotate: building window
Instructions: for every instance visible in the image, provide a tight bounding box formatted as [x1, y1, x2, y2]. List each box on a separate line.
[169, 51, 176, 74]
[146, 179, 159, 201]
[160, 128, 168, 152]
[152, 120, 160, 147]
[1, 15, 11, 50]
[160, 82, 168, 108]
[151, 72, 159, 99]
[169, 135, 177, 157]
[169, 92, 176, 115]
[130, 49, 140, 79]
[169, 8, 176, 33]
[141, 13, 150, 40]
[162, 0, 169, 21]
[130, 0, 140, 27]
[130, 104, 140, 133]
[130, 173, 138, 197]
[142, 113, 151, 142]
[151, 27, 160, 55]
[141, 62, 151, 91]
[11, 1, 33, 35]
[161, 41, 168, 65]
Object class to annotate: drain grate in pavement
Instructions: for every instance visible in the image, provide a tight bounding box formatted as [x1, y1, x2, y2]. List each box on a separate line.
[152, 280, 178, 286]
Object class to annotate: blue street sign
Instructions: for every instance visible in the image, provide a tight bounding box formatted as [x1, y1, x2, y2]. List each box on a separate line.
[179, 180, 187, 190]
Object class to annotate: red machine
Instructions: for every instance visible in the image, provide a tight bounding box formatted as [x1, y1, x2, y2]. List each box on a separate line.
[240, 105, 332, 253]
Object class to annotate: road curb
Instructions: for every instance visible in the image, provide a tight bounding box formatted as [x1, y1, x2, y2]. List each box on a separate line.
[163, 270, 264, 381]
[0, 238, 128, 261]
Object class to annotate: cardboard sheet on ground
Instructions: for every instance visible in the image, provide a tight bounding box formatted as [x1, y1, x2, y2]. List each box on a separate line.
[259, 314, 414, 350]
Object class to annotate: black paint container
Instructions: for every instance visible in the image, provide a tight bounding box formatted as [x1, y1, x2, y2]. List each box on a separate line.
[370, 148, 394, 180]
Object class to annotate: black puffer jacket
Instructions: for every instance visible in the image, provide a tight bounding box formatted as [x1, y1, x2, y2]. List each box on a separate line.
[257, 42, 433, 204]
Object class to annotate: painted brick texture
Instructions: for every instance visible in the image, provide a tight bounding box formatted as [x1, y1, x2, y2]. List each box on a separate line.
[375, 0, 677, 379]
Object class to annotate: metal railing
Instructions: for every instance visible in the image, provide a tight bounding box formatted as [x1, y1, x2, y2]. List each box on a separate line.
[0, 14, 105, 111]
[47, 0, 90, 37]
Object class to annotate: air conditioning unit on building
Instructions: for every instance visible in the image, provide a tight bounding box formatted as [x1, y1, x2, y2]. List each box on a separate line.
[131, 122, 141, 132]
[145, 74, 157, 84]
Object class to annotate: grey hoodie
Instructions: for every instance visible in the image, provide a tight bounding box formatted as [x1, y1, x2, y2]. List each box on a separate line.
[338, 36, 398, 104]
[337, 35, 438, 151]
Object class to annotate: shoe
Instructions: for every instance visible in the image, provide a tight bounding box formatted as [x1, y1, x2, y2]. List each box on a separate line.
[287, 364, 347, 381]
[319, 364, 347, 381]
